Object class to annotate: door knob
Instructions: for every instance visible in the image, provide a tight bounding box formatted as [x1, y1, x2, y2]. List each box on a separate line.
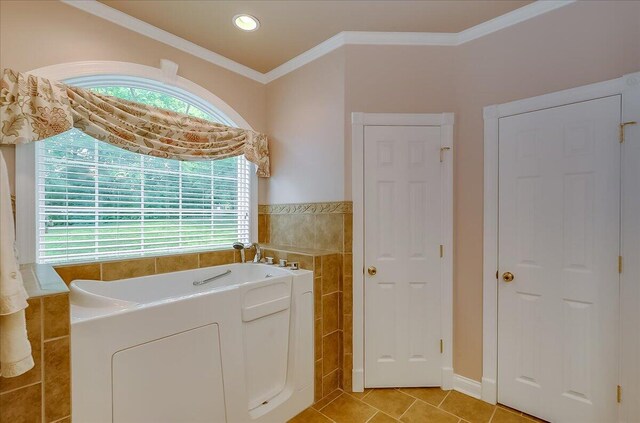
[502, 272, 515, 283]
[367, 266, 377, 276]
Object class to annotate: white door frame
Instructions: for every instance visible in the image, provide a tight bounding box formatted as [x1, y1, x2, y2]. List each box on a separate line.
[482, 72, 640, 420]
[351, 112, 454, 392]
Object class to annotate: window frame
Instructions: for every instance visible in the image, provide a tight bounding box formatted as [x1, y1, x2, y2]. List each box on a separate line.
[15, 70, 257, 264]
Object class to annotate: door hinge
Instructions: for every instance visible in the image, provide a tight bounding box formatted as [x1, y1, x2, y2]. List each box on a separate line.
[620, 121, 637, 143]
[619, 256, 623, 274]
[440, 147, 451, 163]
[496, 270, 499, 279]
[440, 339, 443, 354]
[617, 385, 622, 403]
[440, 245, 444, 258]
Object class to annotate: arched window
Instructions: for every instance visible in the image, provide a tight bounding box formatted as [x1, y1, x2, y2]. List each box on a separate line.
[21, 76, 253, 264]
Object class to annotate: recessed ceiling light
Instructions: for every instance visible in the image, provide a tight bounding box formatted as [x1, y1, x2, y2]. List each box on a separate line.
[233, 14, 260, 32]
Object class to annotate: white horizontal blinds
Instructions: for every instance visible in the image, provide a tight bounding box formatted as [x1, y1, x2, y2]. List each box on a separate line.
[36, 130, 250, 264]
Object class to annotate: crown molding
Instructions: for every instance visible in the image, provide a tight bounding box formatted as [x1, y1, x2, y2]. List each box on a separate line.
[61, 0, 575, 85]
[60, 0, 268, 84]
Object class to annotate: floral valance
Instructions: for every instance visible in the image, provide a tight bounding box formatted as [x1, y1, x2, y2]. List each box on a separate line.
[0, 68, 270, 177]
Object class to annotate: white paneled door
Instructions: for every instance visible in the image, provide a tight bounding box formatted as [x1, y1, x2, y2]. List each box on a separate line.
[498, 96, 621, 422]
[364, 125, 443, 387]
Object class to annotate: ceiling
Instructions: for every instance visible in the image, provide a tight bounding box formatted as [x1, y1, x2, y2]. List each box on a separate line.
[99, 1, 532, 74]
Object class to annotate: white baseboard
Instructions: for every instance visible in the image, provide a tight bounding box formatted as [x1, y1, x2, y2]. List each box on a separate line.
[481, 377, 497, 404]
[441, 367, 454, 390]
[352, 368, 364, 392]
[453, 374, 482, 399]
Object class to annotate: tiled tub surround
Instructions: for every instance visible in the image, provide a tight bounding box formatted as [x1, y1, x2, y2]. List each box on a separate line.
[0, 266, 71, 423]
[259, 201, 353, 400]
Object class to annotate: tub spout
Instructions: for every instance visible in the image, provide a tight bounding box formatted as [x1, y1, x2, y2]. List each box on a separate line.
[249, 243, 262, 263]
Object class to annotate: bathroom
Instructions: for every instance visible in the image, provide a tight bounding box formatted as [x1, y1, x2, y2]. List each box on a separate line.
[0, 1, 639, 422]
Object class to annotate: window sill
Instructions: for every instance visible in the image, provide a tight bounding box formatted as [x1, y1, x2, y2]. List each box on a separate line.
[21, 263, 69, 299]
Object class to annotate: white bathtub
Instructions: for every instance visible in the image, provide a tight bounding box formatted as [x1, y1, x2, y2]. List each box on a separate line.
[70, 263, 314, 423]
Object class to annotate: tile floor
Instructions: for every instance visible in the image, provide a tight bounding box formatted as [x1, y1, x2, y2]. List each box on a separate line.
[289, 388, 546, 423]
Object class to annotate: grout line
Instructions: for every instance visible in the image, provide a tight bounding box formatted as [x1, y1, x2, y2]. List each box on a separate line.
[488, 404, 498, 423]
[318, 391, 344, 412]
[0, 380, 41, 396]
[398, 398, 417, 420]
[43, 334, 69, 343]
[437, 389, 451, 408]
[361, 388, 374, 400]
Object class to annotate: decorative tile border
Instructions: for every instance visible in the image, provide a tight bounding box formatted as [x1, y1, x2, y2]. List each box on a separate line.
[259, 201, 352, 215]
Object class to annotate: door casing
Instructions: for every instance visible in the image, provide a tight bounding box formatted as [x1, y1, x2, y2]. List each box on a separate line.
[351, 113, 454, 392]
[482, 72, 640, 422]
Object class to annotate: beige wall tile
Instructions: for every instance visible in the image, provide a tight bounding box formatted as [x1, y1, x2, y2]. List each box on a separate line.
[322, 293, 339, 335]
[314, 359, 324, 403]
[0, 299, 41, 393]
[156, 254, 199, 274]
[322, 331, 340, 376]
[343, 253, 352, 278]
[287, 253, 314, 271]
[0, 383, 42, 423]
[343, 276, 353, 315]
[314, 277, 322, 319]
[314, 318, 323, 360]
[343, 314, 353, 355]
[343, 352, 353, 392]
[258, 214, 269, 243]
[343, 213, 353, 253]
[290, 214, 315, 248]
[43, 294, 69, 340]
[315, 214, 343, 251]
[270, 214, 292, 246]
[44, 337, 71, 422]
[199, 250, 236, 267]
[54, 263, 101, 284]
[322, 254, 341, 294]
[322, 369, 340, 398]
[101, 258, 155, 281]
[314, 256, 323, 277]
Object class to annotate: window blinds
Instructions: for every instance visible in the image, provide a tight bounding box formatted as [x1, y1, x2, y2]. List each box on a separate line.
[36, 129, 250, 264]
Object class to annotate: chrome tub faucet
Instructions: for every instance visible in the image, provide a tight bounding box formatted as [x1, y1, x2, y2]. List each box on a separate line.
[232, 242, 262, 263]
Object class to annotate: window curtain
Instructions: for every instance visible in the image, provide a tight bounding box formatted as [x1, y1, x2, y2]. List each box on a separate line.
[0, 68, 270, 177]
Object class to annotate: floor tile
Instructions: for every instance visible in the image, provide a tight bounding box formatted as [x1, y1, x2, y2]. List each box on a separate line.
[491, 408, 533, 423]
[288, 407, 333, 423]
[440, 391, 495, 423]
[399, 387, 450, 407]
[346, 388, 372, 400]
[320, 393, 377, 423]
[313, 389, 342, 410]
[400, 400, 459, 423]
[369, 411, 400, 423]
[361, 389, 415, 419]
[497, 404, 522, 415]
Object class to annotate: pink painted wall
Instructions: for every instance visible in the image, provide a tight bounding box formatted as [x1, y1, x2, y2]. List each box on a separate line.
[264, 0, 640, 381]
[265, 49, 346, 204]
[1, 0, 639, 383]
[0, 0, 267, 193]
[451, 0, 640, 380]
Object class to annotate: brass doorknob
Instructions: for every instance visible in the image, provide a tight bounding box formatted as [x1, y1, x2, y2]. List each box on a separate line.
[368, 266, 377, 276]
[502, 272, 515, 282]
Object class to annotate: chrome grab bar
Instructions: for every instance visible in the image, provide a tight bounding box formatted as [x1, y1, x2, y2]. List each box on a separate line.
[193, 269, 232, 286]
